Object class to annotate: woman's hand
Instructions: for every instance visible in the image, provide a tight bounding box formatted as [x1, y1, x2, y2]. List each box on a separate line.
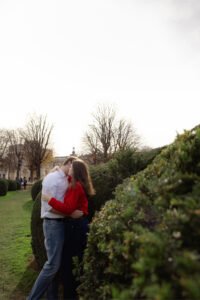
[42, 193, 52, 202]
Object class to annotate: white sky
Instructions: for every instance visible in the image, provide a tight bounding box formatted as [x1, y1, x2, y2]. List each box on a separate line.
[0, 0, 200, 156]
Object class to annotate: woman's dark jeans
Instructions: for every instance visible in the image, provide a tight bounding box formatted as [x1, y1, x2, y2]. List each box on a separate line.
[62, 217, 89, 300]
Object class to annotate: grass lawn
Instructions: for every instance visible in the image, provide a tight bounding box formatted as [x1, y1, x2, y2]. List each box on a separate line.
[0, 189, 38, 300]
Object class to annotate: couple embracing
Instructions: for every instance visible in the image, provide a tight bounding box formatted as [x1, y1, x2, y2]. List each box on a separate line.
[28, 156, 95, 300]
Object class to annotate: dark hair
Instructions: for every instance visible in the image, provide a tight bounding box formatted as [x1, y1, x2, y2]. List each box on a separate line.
[72, 159, 95, 196]
[63, 156, 77, 166]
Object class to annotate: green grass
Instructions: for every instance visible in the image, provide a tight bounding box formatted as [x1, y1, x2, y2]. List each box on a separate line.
[0, 190, 38, 300]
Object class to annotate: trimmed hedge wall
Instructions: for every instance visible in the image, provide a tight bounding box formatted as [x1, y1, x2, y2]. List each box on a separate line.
[16, 180, 21, 190]
[89, 147, 163, 219]
[7, 180, 17, 191]
[31, 192, 46, 268]
[31, 180, 42, 201]
[0, 179, 8, 196]
[78, 127, 200, 300]
[30, 148, 161, 268]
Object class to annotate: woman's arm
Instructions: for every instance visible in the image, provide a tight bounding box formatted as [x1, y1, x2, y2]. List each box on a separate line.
[48, 190, 79, 215]
[51, 207, 83, 218]
[48, 197, 77, 215]
[42, 183, 86, 215]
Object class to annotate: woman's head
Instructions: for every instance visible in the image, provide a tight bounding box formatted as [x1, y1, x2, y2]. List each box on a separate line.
[71, 159, 95, 196]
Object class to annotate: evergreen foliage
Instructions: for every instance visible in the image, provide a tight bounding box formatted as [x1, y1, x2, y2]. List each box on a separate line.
[0, 179, 8, 196]
[7, 179, 17, 191]
[31, 192, 46, 268]
[31, 179, 42, 201]
[16, 180, 21, 190]
[89, 147, 162, 219]
[78, 127, 200, 300]
[30, 148, 162, 269]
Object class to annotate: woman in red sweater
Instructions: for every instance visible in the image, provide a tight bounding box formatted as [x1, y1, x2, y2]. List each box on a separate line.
[42, 159, 95, 300]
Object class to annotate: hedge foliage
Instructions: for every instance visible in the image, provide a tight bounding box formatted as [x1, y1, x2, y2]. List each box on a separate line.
[31, 179, 42, 201]
[7, 179, 17, 191]
[16, 180, 21, 190]
[89, 147, 163, 219]
[78, 127, 200, 300]
[31, 192, 47, 268]
[30, 147, 161, 267]
[0, 179, 8, 196]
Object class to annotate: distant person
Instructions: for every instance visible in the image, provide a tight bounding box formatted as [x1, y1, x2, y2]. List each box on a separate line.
[19, 177, 23, 189]
[15, 177, 21, 189]
[42, 158, 95, 299]
[23, 177, 27, 190]
[27, 156, 83, 300]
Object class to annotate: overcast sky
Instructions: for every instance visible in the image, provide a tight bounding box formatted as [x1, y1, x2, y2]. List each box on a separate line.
[0, 0, 200, 156]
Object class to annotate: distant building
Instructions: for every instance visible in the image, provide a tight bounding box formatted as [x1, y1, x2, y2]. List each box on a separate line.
[0, 147, 80, 181]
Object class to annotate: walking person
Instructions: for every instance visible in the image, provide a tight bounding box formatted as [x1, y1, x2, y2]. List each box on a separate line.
[28, 156, 82, 300]
[42, 159, 95, 299]
[23, 177, 27, 189]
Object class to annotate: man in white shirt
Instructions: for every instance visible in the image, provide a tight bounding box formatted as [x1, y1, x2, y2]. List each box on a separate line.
[28, 156, 82, 300]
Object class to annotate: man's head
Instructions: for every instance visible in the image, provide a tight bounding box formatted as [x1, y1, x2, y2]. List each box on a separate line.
[61, 156, 77, 175]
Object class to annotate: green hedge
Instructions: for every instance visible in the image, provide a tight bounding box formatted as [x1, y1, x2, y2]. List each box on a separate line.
[78, 127, 200, 300]
[89, 147, 162, 219]
[31, 180, 42, 201]
[31, 192, 46, 268]
[16, 180, 21, 190]
[7, 179, 17, 191]
[0, 179, 8, 196]
[30, 148, 162, 268]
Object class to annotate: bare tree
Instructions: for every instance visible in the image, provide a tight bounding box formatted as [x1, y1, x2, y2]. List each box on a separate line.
[22, 114, 53, 179]
[23, 140, 37, 181]
[83, 104, 140, 162]
[6, 129, 24, 179]
[113, 119, 140, 152]
[0, 129, 9, 161]
[83, 105, 116, 162]
[82, 131, 100, 164]
[0, 129, 10, 177]
[3, 150, 17, 179]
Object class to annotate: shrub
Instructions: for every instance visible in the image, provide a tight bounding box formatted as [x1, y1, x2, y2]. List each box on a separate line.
[78, 127, 200, 300]
[31, 192, 46, 268]
[31, 180, 42, 201]
[89, 147, 162, 217]
[16, 180, 21, 190]
[7, 179, 17, 191]
[89, 163, 114, 218]
[30, 148, 161, 267]
[0, 179, 8, 196]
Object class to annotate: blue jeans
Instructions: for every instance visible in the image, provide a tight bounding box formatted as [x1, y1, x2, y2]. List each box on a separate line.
[28, 219, 65, 300]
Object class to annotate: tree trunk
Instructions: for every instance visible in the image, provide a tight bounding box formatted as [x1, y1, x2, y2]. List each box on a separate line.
[30, 167, 34, 181]
[36, 165, 41, 179]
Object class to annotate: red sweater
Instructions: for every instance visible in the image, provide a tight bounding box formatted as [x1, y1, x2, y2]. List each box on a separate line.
[48, 181, 88, 215]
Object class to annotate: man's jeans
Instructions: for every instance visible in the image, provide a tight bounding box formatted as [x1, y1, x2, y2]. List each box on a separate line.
[28, 219, 65, 300]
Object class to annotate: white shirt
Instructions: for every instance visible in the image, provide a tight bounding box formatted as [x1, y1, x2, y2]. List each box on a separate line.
[41, 169, 68, 219]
